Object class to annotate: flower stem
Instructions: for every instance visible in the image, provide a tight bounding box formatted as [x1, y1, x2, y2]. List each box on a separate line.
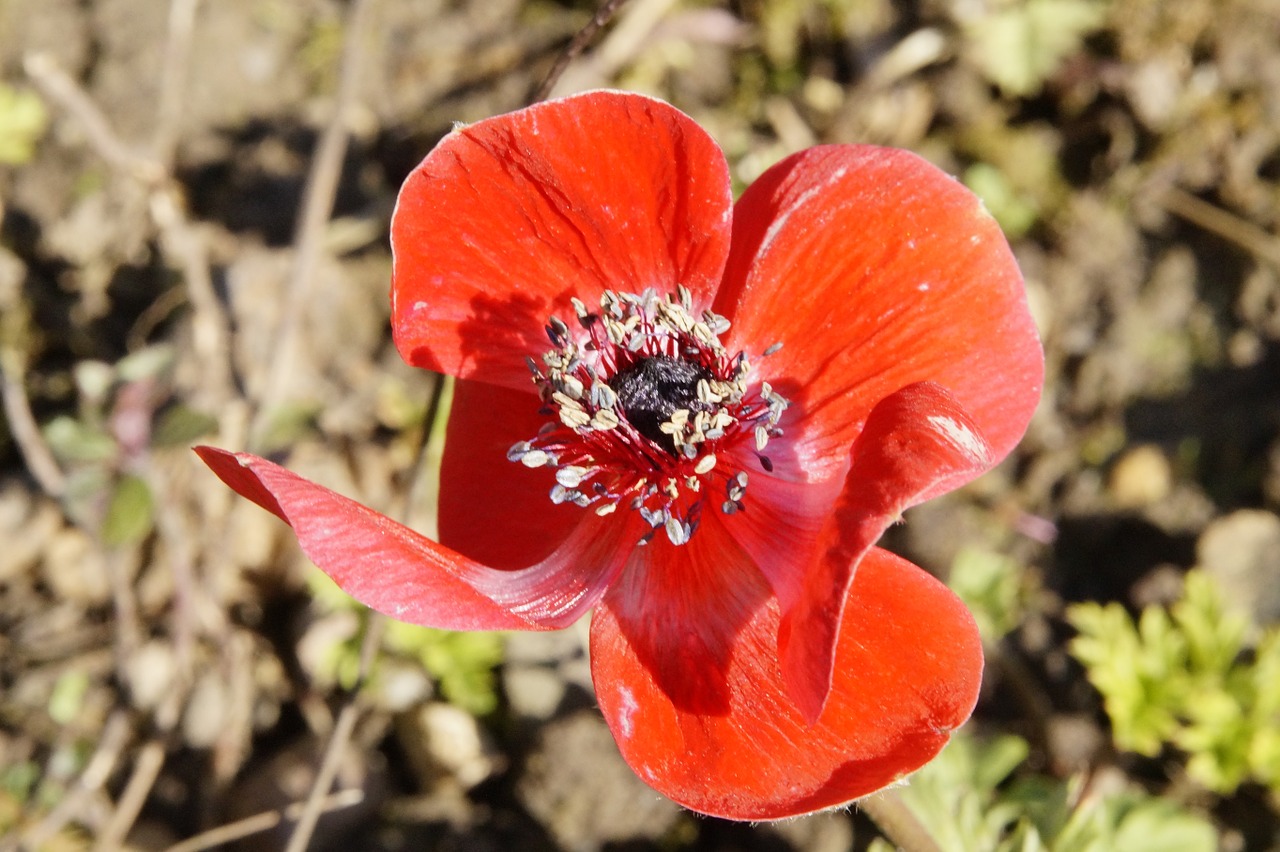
[859, 788, 944, 852]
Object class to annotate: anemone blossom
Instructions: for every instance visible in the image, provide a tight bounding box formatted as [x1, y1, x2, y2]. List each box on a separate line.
[197, 90, 1043, 820]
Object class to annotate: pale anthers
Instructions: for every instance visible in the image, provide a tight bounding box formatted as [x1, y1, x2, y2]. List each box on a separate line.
[507, 287, 788, 546]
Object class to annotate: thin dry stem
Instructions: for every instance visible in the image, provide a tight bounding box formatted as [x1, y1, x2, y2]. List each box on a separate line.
[24, 53, 164, 183]
[0, 347, 66, 498]
[253, 0, 376, 442]
[163, 789, 365, 852]
[532, 0, 633, 102]
[153, 0, 201, 169]
[1162, 186, 1280, 269]
[12, 712, 131, 850]
[283, 613, 384, 852]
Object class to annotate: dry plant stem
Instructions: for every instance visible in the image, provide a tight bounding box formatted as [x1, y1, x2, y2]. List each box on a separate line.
[163, 789, 365, 852]
[9, 712, 132, 851]
[26, 51, 238, 413]
[153, 0, 201, 168]
[23, 53, 164, 182]
[253, 0, 375, 441]
[1162, 186, 1280, 268]
[0, 351, 66, 497]
[532, 0, 633, 102]
[859, 788, 945, 852]
[283, 612, 385, 852]
[93, 688, 185, 850]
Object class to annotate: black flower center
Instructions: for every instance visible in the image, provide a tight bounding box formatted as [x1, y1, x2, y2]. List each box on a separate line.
[607, 356, 713, 452]
[512, 288, 789, 546]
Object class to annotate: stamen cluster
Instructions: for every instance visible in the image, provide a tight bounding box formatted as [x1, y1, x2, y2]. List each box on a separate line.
[508, 287, 788, 546]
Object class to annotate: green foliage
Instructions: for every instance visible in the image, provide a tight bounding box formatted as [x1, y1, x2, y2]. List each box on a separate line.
[1068, 570, 1280, 794]
[307, 569, 505, 717]
[963, 0, 1109, 97]
[867, 731, 1217, 852]
[949, 546, 1028, 644]
[100, 473, 155, 546]
[150, 403, 219, 448]
[384, 620, 504, 717]
[965, 163, 1040, 239]
[36, 344, 217, 545]
[47, 670, 90, 726]
[0, 83, 48, 164]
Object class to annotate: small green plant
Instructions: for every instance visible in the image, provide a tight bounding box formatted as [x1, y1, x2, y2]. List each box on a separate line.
[867, 730, 1217, 852]
[949, 546, 1030, 644]
[1069, 570, 1280, 794]
[0, 83, 47, 164]
[307, 570, 505, 716]
[960, 0, 1110, 97]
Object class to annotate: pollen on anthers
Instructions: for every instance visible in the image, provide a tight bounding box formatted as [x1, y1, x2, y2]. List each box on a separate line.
[506, 287, 788, 547]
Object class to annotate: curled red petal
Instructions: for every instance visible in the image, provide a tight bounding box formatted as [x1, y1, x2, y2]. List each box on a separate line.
[775, 381, 994, 722]
[438, 378, 582, 570]
[599, 511, 771, 715]
[194, 447, 643, 630]
[716, 145, 1043, 484]
[591, 547, 982, 821]
[391, 90, 733, 390]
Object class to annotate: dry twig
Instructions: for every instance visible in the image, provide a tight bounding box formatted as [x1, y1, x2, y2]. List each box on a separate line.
[10, 712, 132, 850]
[532, 0, 634, 101]
[284, 612, 385, 852]
[163, 789, 365, 852]
[253, 0, 377, 442]
[0, 344, 66, 498]
[1162, 186, 1280, 269]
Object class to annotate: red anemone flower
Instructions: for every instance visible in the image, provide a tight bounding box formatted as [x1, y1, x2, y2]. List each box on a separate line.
[197, 90, 1042, 820]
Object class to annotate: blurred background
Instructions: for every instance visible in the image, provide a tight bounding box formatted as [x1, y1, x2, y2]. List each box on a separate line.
[1, 0, 1278, 849]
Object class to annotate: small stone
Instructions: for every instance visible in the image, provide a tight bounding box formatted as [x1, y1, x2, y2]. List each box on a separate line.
[124, 640, 177, 711]
[42, 527, 112, 606]
[1197, 510, 1280, 631]
[502, 664, 566, 720]
[1109, 444, 1172, 508]
[396, 702, 503, 790]
[183, 671, 232, 749]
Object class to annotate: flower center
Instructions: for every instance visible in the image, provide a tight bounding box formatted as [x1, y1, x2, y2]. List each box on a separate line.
[607, 356, 714, 453]
[508, 287, 787, 546]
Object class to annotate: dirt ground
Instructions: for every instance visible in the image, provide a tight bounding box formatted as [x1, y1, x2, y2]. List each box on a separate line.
[2, 0, 1279, 849]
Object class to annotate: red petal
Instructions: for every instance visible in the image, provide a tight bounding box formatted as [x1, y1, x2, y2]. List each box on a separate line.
[597, 511, 771, 715]
[391, 91, 733, 390]
[591, 547, 982, 820]
[438, 378, 582, 570]
[775, 381, 993, 722]
[194, 447, 643, 630]
[716, 145, 1042, 484]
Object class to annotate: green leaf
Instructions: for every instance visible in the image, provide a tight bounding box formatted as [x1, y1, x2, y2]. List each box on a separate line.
[949, 546, 1026, 643]
[101, 473, 154, 546]
[0, 84, 48, 165]
[386, 621, 504, 717]
[964, 163, 1040, 238]
[47, 671, 89, 726]
[114, 344, 175, 383]
[151, 404, 219, 447]
[1069, 570, 1280, 795]
[1106, 794, 1217, 852]
[965, 0, 1108, 97]
[42, 416, 117, 464]
[253, 401, 322, 455]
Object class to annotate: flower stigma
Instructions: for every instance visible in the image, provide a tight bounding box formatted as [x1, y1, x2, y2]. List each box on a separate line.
[507, 287, 788, 547]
